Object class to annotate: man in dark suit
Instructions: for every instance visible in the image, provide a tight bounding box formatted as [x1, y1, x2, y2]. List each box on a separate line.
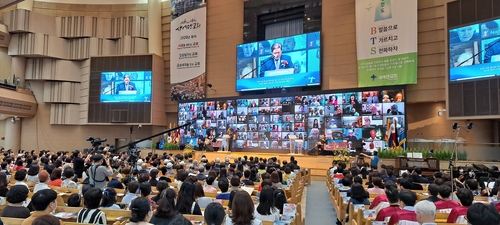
[115, 74, 137, 94]
[259, 43, 294, 77]
[414, 167, 429, 183]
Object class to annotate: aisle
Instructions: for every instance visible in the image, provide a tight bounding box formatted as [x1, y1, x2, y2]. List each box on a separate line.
[304, 180, 337, 224]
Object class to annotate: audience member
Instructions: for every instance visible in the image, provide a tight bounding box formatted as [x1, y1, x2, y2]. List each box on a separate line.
[27, 165, 40, 183]
[216, 178, 231, 200]
[435, 184, 460, 212]
[414, 200, 436, 224]
[226, 191, 263, 225]
[273, 189, 287, 214]
[367, 177, 385, 195]
[127, 197, 154, 225]
[447, 188, 474, 223]
[255, 186, 280, 221]
[467, 203, 500, 225]
[204, 202, 226, 225]
[77, 187, 107, 224]
[176, 181, 202, 215]
[375, 187, 400, 222]
[1, 185, 30, 218]
[32, 215, 61, 225]
[204, 176, 218, 193]
[34, 171, 50, 193]
[150, 188, 182, 225]
[424, 184, 441, 202]
[194, 182, 213, 208]
[152, 181, 168, 203]
[122, 181, 139, 205]
[67, 193, 81, 207]
[62, 168, 78, 189]
[108, 169, 124, 189]
[21, 189, 58, 225]
[14, 169, 28, 188]
[100, 188, 120, 209]
[388, 190, 417, 225]
[0, 172, 9, 196]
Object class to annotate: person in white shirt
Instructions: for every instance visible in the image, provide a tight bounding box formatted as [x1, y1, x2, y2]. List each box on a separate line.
[13, 170, 28, 189]
[34, 171, 51, 193]
[122, 181, 139, 206]
[254, 186, 280, 221]
[225, 191, 262, 225]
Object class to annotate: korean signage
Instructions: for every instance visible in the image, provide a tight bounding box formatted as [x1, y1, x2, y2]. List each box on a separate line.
[355, 0, 418, 87]
[170, 0, 207, 100]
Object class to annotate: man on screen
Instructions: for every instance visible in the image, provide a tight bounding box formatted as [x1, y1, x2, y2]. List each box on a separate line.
[115, 75, 137, 94]
[259, 43, 294, 77]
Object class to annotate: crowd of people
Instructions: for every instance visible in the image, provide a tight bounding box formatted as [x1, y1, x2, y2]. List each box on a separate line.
[0, 149, 302, 225]
[329, 161, 500, 225]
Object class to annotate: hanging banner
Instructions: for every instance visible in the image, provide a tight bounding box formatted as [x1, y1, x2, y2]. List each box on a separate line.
[170, 0, 207, 100]
[355, 0, 418, 87]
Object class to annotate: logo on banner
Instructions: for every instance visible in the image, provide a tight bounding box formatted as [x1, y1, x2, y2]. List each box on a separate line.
[374, 0, 392, 22]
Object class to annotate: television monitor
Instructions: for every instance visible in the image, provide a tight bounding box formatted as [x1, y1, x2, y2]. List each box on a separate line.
[235, 31, 321, 91]
[449, 19, 500, 81]
[100, 71, 152, 102]
[177, 87, 407, 152]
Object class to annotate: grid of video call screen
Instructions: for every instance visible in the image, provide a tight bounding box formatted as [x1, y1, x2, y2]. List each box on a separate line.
[178, 88, 406, 151]
[449, 18, 500, 81]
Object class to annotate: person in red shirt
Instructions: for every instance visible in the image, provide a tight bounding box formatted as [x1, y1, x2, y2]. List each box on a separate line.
[434, 183, 460, 212]
[370, 180, 397, 210]
[388, 190, 417, 225]
[375, 186, 400, 222]
[47, 168, 63, 187]
[447, 188, 474, 223]
[14, 160, 25, 171]
[333, 167, 345, 179]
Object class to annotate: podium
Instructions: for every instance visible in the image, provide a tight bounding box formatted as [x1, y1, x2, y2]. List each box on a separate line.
[264, 68, 294, 77]
[220, 135, 230, 152]
[295, 139, 304, 154]
[288, 135, 297, 154]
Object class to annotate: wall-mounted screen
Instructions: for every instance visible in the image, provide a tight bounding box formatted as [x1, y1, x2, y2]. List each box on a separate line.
[449, 19, 500, 81]
[100, 71, 152, 102]
[235, 31, 321, 91]
[178, 88, 406, 152]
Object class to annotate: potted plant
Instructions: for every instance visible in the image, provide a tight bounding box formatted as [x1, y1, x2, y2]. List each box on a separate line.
[183, 143, 194, 156]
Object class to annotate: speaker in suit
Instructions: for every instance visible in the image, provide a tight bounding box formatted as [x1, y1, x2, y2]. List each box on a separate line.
[115, 74, 138, 94]
[259, 42, 294, 77]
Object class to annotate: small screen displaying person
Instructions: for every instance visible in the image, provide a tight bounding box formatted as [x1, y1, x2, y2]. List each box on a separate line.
[115, 75, 137, 94]
[259, 43, 294, 77]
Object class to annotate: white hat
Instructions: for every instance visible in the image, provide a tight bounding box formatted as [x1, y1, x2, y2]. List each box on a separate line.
[164, 159, 171, 164]
[180, 161, 185, 166]
[215, 158, 220, 163]
[166, 163, 173, 168]
[137, 159, 143, 164]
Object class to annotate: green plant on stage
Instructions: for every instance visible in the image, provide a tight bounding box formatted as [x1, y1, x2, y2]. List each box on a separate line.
[164, 143, 179, 150]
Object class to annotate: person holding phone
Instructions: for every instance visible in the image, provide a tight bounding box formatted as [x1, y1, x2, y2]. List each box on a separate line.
[89, 154, 112, 190]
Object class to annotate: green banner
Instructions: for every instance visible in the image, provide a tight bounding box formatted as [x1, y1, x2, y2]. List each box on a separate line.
[357, 52, 417, 87]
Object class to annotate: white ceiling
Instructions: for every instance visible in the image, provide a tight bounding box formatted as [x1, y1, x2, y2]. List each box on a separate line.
[34, 0, 170, 4]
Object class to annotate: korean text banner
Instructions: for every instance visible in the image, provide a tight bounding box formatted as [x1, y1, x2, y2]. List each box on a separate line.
[170, 0, 207, 101]
[355, 0, 418, 87]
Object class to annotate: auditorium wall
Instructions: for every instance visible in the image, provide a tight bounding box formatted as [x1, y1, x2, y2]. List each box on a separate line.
[0, 120, 5, 147]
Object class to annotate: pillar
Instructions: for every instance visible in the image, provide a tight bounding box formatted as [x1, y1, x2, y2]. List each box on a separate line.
[4, 117, 21, 151]
[17, 0, 34, 11]
[148, 0, 163, 56]
[11, 57, 26, 87]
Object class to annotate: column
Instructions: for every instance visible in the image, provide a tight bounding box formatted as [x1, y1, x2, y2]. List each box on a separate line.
[11, 57, 26, 88]
[4, 117, 21, 151]
[17, 0, 34, 11]
[148, 0, 163, 56]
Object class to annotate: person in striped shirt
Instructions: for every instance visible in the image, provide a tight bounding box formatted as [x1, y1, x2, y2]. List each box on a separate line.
[77, 187, 107, 225]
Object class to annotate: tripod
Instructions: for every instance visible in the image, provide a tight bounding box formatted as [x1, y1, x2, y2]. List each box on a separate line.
[449, 126, 461, 196]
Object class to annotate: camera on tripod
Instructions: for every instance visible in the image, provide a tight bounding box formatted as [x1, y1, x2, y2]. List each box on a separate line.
[87, 136, 107, 147]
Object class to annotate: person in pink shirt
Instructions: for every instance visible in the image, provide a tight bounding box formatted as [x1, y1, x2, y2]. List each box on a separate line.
[434, 184, 460, 212]
[203, 176, 217, 193]
[367, 177, 386, 195]
[388, 190, 417, 225]
[447, 188, 474, 223]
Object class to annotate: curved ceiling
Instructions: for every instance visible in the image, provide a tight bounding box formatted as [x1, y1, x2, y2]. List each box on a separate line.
[35, 0, 169, 4]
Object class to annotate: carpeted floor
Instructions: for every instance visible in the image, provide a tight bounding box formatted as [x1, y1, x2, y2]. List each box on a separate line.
[304, 181, 337, 225]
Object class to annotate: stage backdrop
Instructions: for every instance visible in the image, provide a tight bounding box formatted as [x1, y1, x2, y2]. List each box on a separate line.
[355, 0, 418, 87]
[170, 0, 207, 101]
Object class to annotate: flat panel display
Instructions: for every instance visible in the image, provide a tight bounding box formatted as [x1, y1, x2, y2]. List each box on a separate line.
[100, 71, 152, 102]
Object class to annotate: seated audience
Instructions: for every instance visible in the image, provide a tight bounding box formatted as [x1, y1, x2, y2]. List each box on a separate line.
[434, 184, 460, 212]
[410, 174, 424, 190]
[14, 169, 28, 188]
[176, 181, 202, 215]
[0, 172, 9, 196]
[371, 181, 397, 210]
[424, 184, 441, 202]
[139, 182, 157, 211]
[150, 188, 182, 225]
[152, 181, 168, 203]
[48, 168, 63, 187]
[447, 188, 474, 224]
[216, 178, 231, 200]
[61, 168, 78, 189]
[415, 200, 436, 224]
[122, 181, 139, 205]
[197, 167, 207, 181]
[107, 169, 124, 189]
[282, 166, 294, 182]
[227, 190, 238, 211]
[77, 187, 107, 224]
[254, 186, 280, 221]
[465, 179, 481, 196]
[127, 197, 154, 225]
[226, 191, 263, 225]
[21, 189, 58, 225]
[273, 189, 287, 214]
[204, 202, 226, 225]
[1, 185, 30, 218]
[414, 167, 429, 183]
[346, 183, 370, 222]
[32, 214, 61, 225]
[27, 165, 40, 183]
[34, 171, 50, 193]
[339, 177, 352, 192]
[467, 203, 500, 225]
[204, 176, 218, 193]
[100, 188, 120, 209]
[230, 176, 241, 191]
[383, 169, 397, 183]
[241, 170, 254, 186]
[367, 177, 385, 195]
[149, 169, 159, 186]
[194, 182, 213, 208]
[388, 190, 417, 225]
[67, 193, 81, 207]
[375, 186, 400, 222]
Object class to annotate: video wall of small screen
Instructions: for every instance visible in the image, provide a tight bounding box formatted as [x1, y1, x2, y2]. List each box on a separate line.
[178, 88, 406, 151]
[235, 31, 321, 91]
[449, 19, 500, 81]
[100, 71, 152, 102]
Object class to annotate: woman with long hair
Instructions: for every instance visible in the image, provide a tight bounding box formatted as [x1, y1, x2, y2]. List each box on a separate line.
[225, 191, 262, 225]
[254, 186, 280, 221]
[0, 172, 9, 197]
[270, 171, 282, 189]
[194, 182, 213, 208]
[48, 168, 62, 187]
[126, 197, 154, 225]
[100, 188, 120, 209]
[273, 189, 287, 214]
[150, 188, 182, 225]
[226, 190, 239, 211]
[27, 165, 40, 183]
[176, 181, 202, 215]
